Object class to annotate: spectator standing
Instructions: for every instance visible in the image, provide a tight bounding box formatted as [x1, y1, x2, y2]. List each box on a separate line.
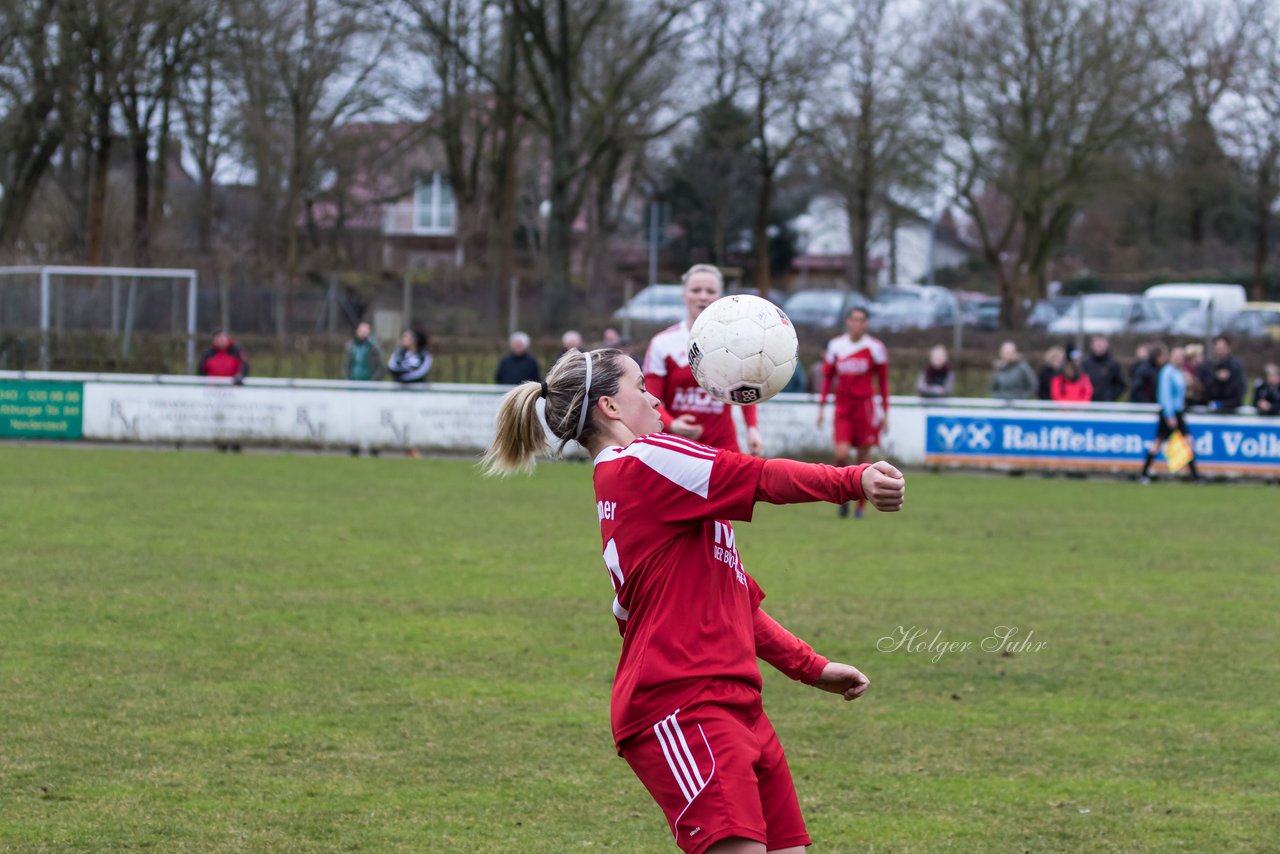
[1183, 343, 1206, 404]
[1129, 343, 1158, 404]
[387, 330, 432, 383]
[915, 345, 954, 398]
[342, 321, 386, 382]
[1037, 346, 1065, 400]
[1253, 363, 1280, 415]
[990, 341, 1037, 400]
[817, 306, 890, 518]
[1083, 335, 1127, 401]
[597, 327, 622, 349]
[1140, 344, 1201, 482]
[557, 330, 583, 362]
[1201, 335, 1246, 412]
[1050, 352, 1094, 402]
[198, 330, 250, 383]
[495, 331, 542, 385]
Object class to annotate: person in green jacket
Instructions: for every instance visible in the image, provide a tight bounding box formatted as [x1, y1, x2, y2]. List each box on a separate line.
[990, 341, 1038, 400]
[342, 322, 386, 381]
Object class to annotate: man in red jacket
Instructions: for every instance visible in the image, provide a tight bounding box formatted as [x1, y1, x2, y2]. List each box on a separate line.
[198, 331, 250, 383]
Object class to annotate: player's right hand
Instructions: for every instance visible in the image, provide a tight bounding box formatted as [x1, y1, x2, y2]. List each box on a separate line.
[668, 414, 703, 440]
[861, 461, 905, 512]
[816, 408, 825, 428]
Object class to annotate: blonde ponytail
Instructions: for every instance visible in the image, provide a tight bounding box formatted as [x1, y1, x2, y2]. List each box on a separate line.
[481, 349, 628, 477]
[481, 382, 547, 476]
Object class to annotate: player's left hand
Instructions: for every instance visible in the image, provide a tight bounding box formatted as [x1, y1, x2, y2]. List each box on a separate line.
[814, 662, 869, 701]
[746, 426, 764, 456]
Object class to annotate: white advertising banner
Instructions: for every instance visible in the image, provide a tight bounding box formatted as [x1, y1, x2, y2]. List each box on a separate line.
[3, 371, 1277, 477]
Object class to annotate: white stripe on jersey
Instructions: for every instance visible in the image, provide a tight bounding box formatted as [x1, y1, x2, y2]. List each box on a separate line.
[636, 433, 717, 459]
[600, 439, 713, 498]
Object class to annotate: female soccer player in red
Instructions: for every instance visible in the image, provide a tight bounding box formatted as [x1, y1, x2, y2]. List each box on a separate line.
[816, 307, 890, 519]
[484, 348, 905, 854]
[644, 264, 765, 454]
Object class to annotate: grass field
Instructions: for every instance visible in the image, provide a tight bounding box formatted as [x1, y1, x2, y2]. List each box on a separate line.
[1, 446, 1277, 852]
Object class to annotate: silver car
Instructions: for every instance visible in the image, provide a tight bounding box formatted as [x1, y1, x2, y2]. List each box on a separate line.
[1047, 294, 1170, 336]
[612, 284, 686, 326]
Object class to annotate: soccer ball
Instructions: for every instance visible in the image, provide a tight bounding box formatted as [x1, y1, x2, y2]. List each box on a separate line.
[688, 295, 799, 405]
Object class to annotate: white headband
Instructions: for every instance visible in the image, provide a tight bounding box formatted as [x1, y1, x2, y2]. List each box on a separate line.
[574, 351, 592, 440]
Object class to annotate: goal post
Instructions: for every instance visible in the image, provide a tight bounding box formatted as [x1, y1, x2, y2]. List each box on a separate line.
[0, 265, 198, 372]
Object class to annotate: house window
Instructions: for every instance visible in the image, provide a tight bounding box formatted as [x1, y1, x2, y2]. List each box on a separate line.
[414, 172, 456, 233]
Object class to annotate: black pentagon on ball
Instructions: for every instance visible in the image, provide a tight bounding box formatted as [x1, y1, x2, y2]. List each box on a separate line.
[729, 386, 762, 404]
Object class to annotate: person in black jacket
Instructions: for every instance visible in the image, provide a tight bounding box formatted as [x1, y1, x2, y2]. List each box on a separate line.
[1254, 363, 1280, 415]
[1083, 335, 1127, 402]
[1129, 343, 1159, 404]
[1202, 335, 1246, 412]
[1037, 345, 1065, 400]
[495, 331, 542, 385]
[387, 329, 432, 383]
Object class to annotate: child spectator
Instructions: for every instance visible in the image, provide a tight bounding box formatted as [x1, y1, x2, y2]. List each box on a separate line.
[915, 345, 954, 398]
[1051, 351, 1093, 402]
[197, 330, 250, 383]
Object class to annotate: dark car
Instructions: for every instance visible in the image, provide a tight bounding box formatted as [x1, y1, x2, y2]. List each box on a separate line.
[781, 288, 871, 333]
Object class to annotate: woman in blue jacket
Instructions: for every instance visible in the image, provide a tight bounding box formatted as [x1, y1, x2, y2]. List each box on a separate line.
[1139, 344, 1201, 483]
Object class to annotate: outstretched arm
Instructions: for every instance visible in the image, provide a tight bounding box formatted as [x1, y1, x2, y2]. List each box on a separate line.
[755, 457, 905, 512]
[755, 608, 870, 702]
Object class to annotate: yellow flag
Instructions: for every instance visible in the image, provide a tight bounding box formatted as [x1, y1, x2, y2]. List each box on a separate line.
[1165, 430, 1193, 473]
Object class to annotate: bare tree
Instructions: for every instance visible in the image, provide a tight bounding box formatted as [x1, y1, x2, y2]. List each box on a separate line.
[0, 0, 75, 251]
[509, 0, 691, 327]
[708, 0, 830, 296]
[811, 0, 935, 297]
[922, 0, 1173, 326]
[229, 0, 393, 281]
[1220, 9, 1280, 301]
[401, 0, 524, 319]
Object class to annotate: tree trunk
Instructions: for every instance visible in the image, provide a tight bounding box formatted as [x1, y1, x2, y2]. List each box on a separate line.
[754, 167, 774, 295]
[131, 132, 152, 265]
[1253, 155, 1273, 302]
[849, 186, 871, 294]
[87, 104, 113, 266]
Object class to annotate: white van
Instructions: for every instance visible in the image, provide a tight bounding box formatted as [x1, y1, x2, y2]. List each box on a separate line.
[1142, 283, 1247, 323]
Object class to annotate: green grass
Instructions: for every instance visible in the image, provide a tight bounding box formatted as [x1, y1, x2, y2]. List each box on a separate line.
[0, 446, 1276, 852]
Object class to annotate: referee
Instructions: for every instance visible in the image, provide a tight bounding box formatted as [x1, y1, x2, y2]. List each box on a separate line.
[1140, 344, 1201, 483]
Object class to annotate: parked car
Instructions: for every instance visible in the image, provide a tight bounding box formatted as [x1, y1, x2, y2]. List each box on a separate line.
[1225, 302, 1280, 341]
[1142, 283, 1247, 324]
[1026, 297, 1077, 330]
[1168, 305, 1239, 338]
[868, 284, 959, 332]
[1047, 294, 1170, 335]
[781, 288, 871, 333]
[611, 284, 686, 325]
[957, 292, 1001, 330]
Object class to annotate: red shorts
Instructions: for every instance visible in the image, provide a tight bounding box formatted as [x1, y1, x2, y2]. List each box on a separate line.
[619, 702, 810, 854]
[834, 397, 882, 447]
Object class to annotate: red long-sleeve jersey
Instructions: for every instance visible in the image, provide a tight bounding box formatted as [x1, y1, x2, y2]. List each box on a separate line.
[644, 321, 758, 452]
[819, 333, 890, 410]
[593, 433, 867, 748]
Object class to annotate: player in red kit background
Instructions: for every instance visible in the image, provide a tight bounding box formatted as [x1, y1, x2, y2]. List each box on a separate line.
[817, 306, 890, 518]
[644, 264, 765, 455]
[484, 348, 906, 854]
